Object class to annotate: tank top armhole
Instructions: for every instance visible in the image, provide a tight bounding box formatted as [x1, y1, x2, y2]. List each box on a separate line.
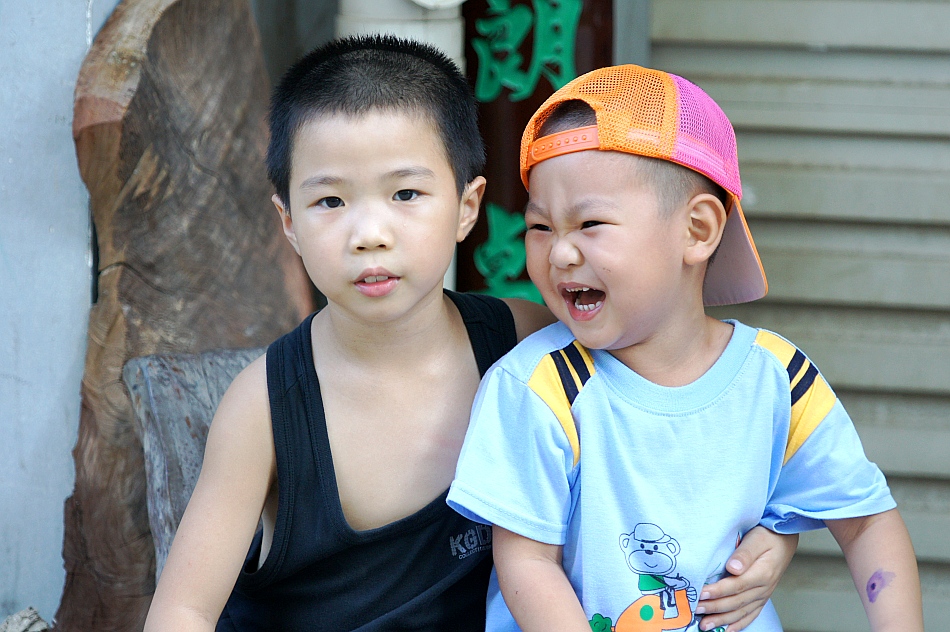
[237, 315, 314, 589]
[444, 290, 518, 376]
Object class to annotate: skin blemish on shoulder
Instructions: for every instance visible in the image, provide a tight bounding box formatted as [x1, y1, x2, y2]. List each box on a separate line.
[866, 568, 896, 603]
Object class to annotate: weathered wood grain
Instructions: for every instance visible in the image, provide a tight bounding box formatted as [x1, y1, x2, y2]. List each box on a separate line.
[123, 348, 264, 581]
[59, 0, 312, 629]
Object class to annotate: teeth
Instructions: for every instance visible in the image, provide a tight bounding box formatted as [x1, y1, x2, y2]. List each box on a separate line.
[566, 286, 591, 293]
[362, 275, 390, 283]
[575, 301, 603, 312]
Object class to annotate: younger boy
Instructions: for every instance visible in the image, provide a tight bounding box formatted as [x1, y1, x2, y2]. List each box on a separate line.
[448, 65, 923, 631]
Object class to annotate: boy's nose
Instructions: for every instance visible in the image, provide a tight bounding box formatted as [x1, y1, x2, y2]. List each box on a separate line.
[548, 235, 582, 269]
[349, 205, 394, 251]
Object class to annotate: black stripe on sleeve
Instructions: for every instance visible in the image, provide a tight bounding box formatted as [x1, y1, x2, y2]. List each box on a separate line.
[562, 343, 591, 386]
[786, 349, 806, 383]
[549, 350, 580, 404]
[790, 363, 819, 406]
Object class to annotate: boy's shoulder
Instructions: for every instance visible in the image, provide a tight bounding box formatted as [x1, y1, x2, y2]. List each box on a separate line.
[739, 321, 842, 462]
[745, 322, 824, 385]
[491, 320, 580, 382]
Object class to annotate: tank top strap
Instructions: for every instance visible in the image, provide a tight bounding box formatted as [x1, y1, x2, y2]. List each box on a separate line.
[444, 290, 518, 376]
[239, 314, 324, 589]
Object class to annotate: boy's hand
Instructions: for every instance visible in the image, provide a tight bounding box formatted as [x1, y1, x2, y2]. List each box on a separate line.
[695, 526, 798, 631]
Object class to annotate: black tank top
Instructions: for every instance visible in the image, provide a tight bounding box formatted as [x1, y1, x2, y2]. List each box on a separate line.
[218, 291, 518, 631]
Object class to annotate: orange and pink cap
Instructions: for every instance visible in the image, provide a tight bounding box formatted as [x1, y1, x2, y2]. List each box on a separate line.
[520, 64, 768, 307]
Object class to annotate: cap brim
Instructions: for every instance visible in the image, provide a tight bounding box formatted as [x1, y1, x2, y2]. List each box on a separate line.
[703, 196, 768, 306]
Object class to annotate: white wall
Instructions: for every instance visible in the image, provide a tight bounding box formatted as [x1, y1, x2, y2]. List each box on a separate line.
[0, 0, 119, 621]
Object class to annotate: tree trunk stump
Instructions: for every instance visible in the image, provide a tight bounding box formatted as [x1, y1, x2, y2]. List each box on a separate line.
[59, 1, 312, 629]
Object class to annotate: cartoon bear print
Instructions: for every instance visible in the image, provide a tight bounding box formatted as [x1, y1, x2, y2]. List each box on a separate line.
[590, 523, 706, 632]
[620, 523, 697, 613]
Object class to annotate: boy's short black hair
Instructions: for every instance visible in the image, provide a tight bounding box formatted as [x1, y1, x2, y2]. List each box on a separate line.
[537, 100, 728, 214]
[267, 34, 486, 207]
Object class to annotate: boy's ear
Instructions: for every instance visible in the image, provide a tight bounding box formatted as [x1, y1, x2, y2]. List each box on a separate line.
[683, 193, 727, 267]
[456, 176, 486, 242]
[273, 194, 301, 255]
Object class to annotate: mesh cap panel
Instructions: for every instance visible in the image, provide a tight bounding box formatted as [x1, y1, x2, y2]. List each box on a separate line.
[521, 65, 738, 196]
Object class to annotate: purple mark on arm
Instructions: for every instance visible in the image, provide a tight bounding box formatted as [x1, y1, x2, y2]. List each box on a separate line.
[866, 569, 896, 603]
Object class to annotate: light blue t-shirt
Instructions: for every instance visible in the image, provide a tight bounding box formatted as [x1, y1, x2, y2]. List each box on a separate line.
[447, 320, 894, 632]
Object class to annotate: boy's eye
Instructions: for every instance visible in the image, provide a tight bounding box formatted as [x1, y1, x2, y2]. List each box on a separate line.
[317, 196, 344, 209]
[394, 189, 419, 202]
[527, 222, 551, 232]
[581, 220, 603, 229]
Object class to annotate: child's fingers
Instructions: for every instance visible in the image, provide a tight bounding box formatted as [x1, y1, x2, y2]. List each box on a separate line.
[729, 526, 774, 570]
[699, 568, 768, 603]
[704, 531, 797, 600]
[698, 529, 797, 629]
[698, 604, 762, 632]
[721, 544, 756, 578]
[725, 526, 790, 581]
[696, 579, 768, 615]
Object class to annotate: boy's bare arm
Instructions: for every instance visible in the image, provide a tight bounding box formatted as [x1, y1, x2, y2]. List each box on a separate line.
[827, 508, 923, 632]
[145, 355, 276, 632]
[493, 526, 590, 632]
[502, 298, 557, 342]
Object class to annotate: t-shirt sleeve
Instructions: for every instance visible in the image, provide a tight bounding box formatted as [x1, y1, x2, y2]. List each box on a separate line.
[762, 398, 896, 534]
[447, 365, 577, 545]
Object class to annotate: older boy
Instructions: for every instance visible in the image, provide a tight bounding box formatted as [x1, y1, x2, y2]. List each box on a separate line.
[146, 40, 796, 631]
[448, 65, 922, 631]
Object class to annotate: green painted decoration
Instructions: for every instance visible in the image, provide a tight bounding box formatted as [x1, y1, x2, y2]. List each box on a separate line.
[473, 202, 543, 303]
[472, 0, 583, 102]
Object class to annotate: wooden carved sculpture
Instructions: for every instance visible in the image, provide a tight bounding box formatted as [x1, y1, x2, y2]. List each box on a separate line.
[61, 0, 312, 628]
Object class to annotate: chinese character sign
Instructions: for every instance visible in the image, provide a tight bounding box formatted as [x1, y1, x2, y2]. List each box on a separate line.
[472, 0, 583, 102]
[474, 202, 542, 302]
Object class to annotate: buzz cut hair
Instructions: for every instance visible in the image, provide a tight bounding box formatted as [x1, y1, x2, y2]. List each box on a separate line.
[267, 34, 486, 208]
[536, 100, 728, 214]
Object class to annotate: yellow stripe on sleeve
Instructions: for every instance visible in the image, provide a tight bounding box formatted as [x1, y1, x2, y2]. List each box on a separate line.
[754, 330, 797, 367]
[785, 372, 837, 464]
[527, 354, 581, 466]
[754, 330, 838, 465]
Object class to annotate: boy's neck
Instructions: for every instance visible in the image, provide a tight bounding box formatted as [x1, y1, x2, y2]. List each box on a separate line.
[313, 288, 463, 366]
[607, 309, 734, 388]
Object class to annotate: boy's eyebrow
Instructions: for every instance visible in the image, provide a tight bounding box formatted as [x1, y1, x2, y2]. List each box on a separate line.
[524, 200, 546, 215]
[298, 175, 343, 191]
[572, 198, 621, 214]
[525, 198, 619, 218]
[386, 166, 437, 180]
[297, 167, 436, 191]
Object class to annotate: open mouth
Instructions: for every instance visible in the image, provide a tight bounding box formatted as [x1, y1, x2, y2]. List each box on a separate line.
[360, 275, 392, 284]
[563, 286, 605, 313]
[355, 273, 399, 297]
